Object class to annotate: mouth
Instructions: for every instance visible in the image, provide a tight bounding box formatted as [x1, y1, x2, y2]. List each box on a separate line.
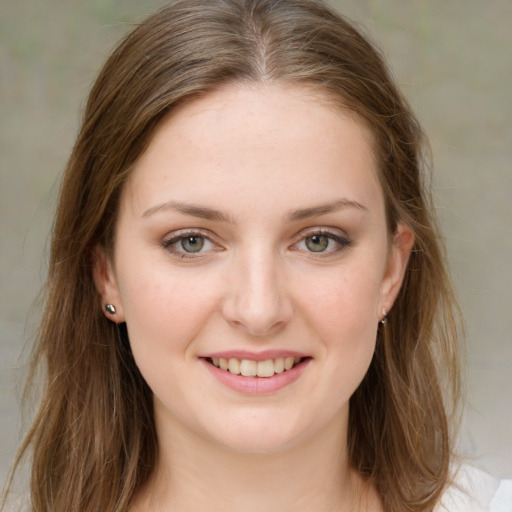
[205, 356, 307, 378]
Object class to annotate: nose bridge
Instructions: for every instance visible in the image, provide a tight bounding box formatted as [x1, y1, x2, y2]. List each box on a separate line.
[222, 243, 292, 335]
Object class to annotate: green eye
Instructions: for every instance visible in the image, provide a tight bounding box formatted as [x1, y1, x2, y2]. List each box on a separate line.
[180, 236, 205, 253]
[305, 235, 330, 252]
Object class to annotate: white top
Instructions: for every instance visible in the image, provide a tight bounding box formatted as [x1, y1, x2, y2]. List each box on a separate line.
[4, 465, 510, 511]
[437, 465, 512, 512]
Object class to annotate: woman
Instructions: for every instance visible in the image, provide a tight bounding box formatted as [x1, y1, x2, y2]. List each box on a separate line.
[3, 0, 499, 510]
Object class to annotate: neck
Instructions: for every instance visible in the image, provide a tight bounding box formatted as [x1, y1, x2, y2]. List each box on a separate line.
[133, 411, 380, 512]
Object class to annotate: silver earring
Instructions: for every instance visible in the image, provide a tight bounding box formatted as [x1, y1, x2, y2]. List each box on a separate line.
[380, 308, 387, 325]
[105, 304, 116, 315]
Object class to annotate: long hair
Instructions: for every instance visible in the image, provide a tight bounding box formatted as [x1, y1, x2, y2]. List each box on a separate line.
[3, 1, 462, 510]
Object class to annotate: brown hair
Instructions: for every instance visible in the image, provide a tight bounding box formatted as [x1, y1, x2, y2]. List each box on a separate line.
[3, 0, 462, 510]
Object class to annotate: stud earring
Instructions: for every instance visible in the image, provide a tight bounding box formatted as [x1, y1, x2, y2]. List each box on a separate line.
[105, 304, 116, 315]
[380, 308, 388, 325]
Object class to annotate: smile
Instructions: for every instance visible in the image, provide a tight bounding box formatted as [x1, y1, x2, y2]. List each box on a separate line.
[208, 356, 303, 378]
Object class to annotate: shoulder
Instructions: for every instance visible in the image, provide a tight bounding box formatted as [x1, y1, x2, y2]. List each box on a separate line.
[436, 465, 512, 512]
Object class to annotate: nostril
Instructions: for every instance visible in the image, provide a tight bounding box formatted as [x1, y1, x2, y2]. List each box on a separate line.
[220, 272, 294, 336]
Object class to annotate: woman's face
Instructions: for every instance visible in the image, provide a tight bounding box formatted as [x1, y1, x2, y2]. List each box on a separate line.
[95, 83, 412, 454]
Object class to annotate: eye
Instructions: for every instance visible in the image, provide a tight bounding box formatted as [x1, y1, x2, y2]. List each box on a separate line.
[305, 234, 331, 252]
[180, 235, 206, 253]
[294, 230, 351, 255]
[162, 231, 219, 258]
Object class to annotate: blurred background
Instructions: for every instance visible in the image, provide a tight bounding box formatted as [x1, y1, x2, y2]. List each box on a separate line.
[1, 0, 511, 485]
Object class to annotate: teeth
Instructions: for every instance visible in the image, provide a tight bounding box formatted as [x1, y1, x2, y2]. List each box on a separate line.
[210, 356, 303, 377]
[274, 357, 284, 373]
[284, 356, 295, 370]
[228, 358, 241, 375]
[257, 359, 274, 377]
[240, 359, 257, 377]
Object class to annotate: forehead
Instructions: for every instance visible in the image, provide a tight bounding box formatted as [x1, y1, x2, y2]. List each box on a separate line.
[122, 83, 383, 219]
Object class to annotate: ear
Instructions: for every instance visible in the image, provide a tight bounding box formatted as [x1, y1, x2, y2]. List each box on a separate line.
[92, 245, 126, 323]
[378, 222, 415, 319]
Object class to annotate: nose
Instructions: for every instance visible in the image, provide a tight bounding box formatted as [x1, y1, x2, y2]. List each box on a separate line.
[221, 248, 293, 337]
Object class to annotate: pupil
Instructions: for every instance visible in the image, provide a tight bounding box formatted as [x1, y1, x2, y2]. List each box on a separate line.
[181, 236, 204, 252]
[306, 235, 329, 252]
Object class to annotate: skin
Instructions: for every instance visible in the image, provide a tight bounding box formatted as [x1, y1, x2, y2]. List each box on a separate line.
[94, 83, 414, 511]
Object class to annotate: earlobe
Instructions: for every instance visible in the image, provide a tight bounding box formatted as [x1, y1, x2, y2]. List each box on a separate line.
[379, 222, 415, 316]
[92, 245, 125, 322]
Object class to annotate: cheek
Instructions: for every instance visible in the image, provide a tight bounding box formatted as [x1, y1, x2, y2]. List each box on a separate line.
[300, 265, 383, 334]
[117, 265, 222, 362]
[295, 263, 382, 377]
[119, 270, 224, 411]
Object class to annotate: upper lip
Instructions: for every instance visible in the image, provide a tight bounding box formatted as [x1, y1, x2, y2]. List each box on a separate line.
[201, 350, 309, 362]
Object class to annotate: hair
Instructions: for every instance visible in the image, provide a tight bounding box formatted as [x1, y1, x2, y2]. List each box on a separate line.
[3, 1, 462, 510]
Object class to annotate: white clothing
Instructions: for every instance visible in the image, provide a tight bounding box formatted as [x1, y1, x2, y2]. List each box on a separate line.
[438, 465, 512, 511]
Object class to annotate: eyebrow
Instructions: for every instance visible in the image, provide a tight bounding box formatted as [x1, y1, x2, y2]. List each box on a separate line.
[141, 200, 233, 222]
[141, 198, 368, 222]
[286, 198, 368, 221]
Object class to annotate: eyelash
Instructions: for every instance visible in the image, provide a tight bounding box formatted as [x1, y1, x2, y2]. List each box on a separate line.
[162, 228, 352, 259]
[162, 229, 219, 259]
[293, 229, 352, 256]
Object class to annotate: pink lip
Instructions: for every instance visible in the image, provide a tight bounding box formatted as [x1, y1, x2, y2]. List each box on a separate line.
[202, 349, 308, 362]
[201, 357, 311, 395]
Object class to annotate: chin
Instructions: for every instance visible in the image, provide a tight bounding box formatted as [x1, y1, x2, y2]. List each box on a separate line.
[199, 411, 314, 456]
[216, 431, 302, 455]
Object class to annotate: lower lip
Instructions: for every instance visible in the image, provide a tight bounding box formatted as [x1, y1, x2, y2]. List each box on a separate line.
[201, 358, 310, 394]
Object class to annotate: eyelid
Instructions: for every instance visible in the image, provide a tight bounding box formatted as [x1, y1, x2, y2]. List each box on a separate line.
[162, 228, 223, 258]
[161, 226, 351, 259]
[291, 227, 352, 254]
